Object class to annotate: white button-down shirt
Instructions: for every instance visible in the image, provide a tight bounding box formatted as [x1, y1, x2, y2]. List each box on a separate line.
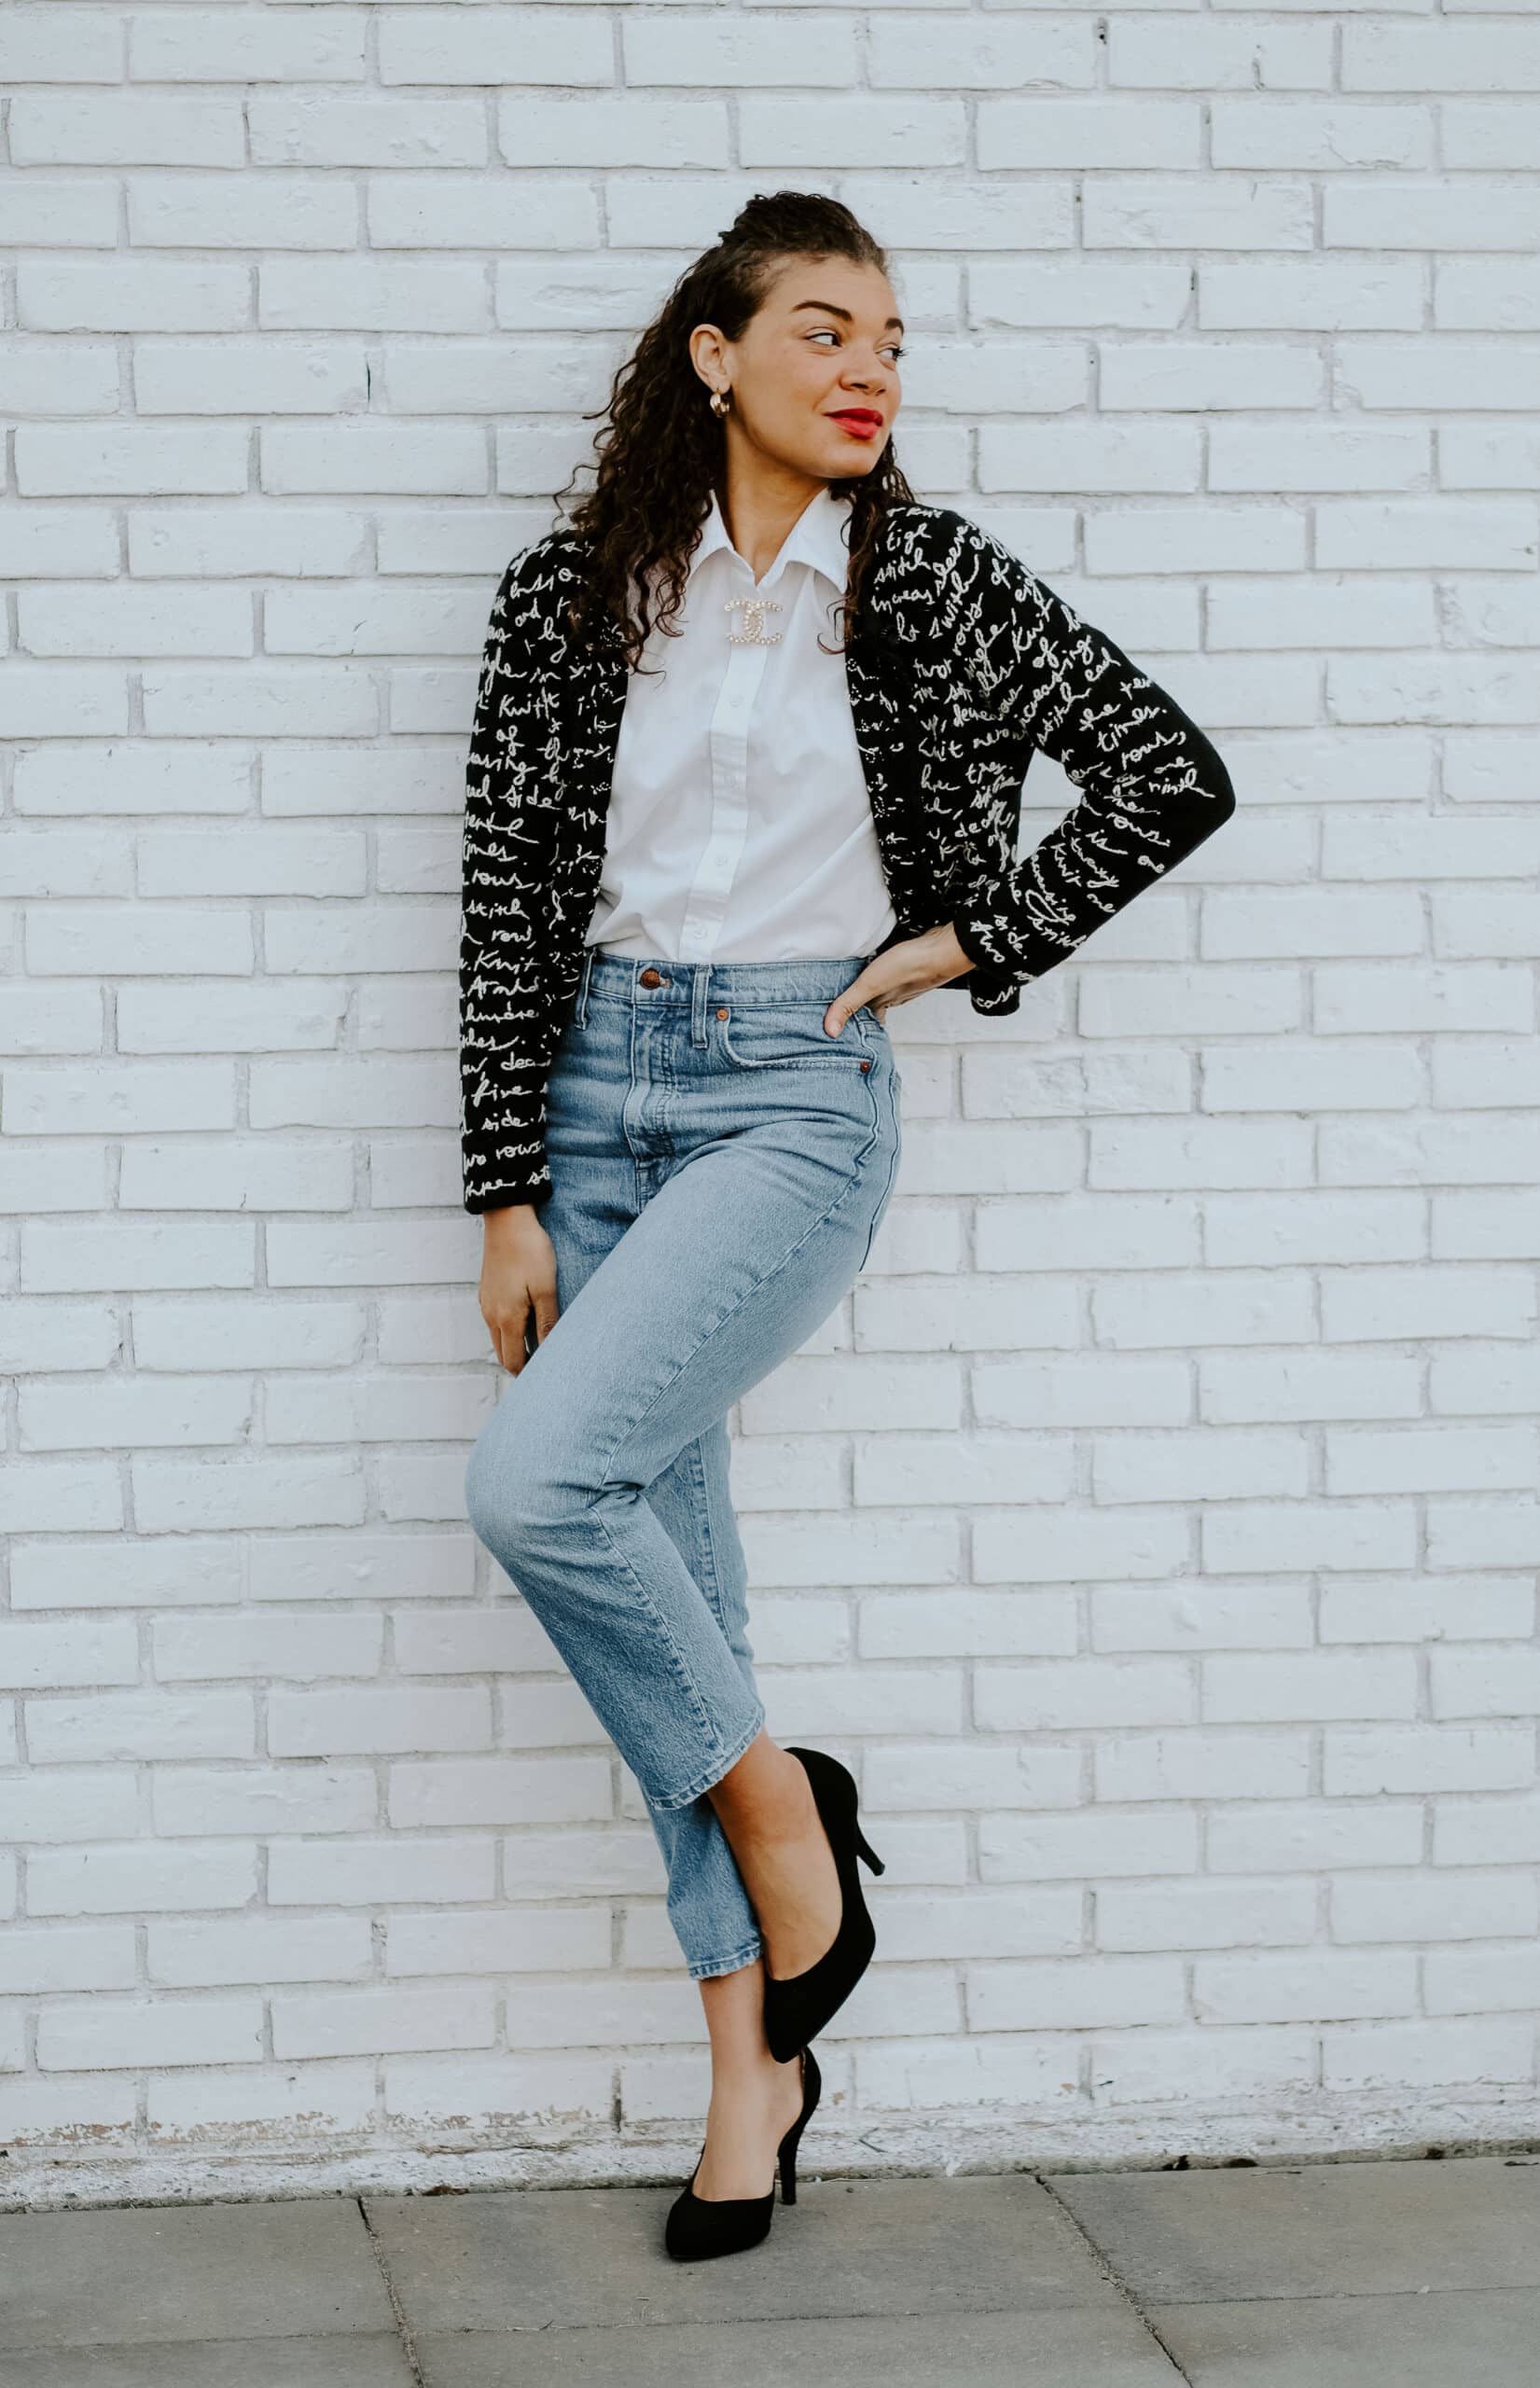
[584, 482, 897, 965]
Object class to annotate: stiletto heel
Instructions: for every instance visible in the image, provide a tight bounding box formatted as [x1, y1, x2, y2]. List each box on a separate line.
[762, 1745, 883, 2063]
[776, 2042, 820, 2205]
[664, 2043, 821, 2262]
[854, 1822, 885, 1875]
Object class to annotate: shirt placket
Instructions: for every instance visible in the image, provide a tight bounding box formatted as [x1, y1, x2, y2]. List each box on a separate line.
[678, 562, 782, 965]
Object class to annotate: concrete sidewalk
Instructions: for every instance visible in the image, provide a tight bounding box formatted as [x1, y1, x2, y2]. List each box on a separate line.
[1, 2151, 1536, 2384]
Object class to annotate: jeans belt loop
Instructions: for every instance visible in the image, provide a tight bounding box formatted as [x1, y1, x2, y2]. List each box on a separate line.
[691, 959, 712, 1047]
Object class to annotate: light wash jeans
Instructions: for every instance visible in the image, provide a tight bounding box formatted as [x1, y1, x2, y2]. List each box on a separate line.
[464, 946, 903, 1980]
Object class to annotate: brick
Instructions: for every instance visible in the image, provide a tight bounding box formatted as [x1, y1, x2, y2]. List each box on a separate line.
[1194, 1951, 1417, 2022]
[967, 1956, 1186, 2031]
[38, 1995, 264, 2071]
[980, 1810, 1199, 1881]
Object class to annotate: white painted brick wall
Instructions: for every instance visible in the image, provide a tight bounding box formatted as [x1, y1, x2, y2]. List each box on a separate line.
[1, 3, 1537, 2172]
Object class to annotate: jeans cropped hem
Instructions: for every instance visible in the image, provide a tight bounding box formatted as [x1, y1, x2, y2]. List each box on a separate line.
[647, 1696, 767, 1813]
[688, 1930, 766, 1984]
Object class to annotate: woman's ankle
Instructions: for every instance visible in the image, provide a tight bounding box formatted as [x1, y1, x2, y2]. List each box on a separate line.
[705, 2020, 802, 2100]
[706, 1735, 813, 1845]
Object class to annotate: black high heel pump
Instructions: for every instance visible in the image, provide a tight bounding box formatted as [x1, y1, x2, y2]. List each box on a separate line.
[762, 1745, 885, 2064]
[664, 2043, 822, 2262]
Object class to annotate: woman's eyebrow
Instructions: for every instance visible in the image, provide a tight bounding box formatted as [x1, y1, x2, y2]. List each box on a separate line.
[787, 299, 906, 335]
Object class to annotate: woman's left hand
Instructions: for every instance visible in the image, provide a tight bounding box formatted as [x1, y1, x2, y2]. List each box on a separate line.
[824, 922, 976, 1033]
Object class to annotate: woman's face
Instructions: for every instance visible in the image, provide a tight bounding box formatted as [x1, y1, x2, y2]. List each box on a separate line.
[695, 255, 904, 483]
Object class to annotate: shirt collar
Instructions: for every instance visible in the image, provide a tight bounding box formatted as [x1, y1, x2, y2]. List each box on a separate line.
[694, 483, 854, 595]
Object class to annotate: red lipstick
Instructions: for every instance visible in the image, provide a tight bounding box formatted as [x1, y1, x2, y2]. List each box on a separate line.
[827, 410, 883, 441]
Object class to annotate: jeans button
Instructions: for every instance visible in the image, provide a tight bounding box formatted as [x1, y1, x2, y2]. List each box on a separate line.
[640, 967, 661, 987]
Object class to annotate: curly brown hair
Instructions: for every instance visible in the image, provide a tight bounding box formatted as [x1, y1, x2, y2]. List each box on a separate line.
[552, 190, 920, 671]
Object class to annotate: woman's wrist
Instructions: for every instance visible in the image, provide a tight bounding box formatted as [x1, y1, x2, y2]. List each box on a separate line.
[933, 921, 977, 982]
[482, 1201, 540, 1234]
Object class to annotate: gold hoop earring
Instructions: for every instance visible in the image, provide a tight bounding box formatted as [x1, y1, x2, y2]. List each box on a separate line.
[709, 388, 731, 418]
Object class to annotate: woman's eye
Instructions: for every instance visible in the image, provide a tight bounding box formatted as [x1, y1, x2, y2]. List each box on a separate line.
[807, 331, 906, 364]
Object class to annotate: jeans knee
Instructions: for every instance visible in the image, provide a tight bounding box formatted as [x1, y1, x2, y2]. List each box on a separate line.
[465, 1411, 595, 1557]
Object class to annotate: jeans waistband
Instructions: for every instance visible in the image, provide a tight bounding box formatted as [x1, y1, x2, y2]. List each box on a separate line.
[576, 947, 877, 1019]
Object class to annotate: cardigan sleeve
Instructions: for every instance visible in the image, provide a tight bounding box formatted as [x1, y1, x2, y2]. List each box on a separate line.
[460, 544, 562, 1215]
[945, 527, 1236, 985]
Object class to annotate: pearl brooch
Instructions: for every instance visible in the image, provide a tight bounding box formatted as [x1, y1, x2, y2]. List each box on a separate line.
[724, 595, 784, 646]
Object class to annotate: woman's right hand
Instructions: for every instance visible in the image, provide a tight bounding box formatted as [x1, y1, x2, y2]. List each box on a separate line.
[478, 1205, 561, 1374]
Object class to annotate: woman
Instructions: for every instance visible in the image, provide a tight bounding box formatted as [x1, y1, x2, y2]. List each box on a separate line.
[460, 192, 1235, 2261]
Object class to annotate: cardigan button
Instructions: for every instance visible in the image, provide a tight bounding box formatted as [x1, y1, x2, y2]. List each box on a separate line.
[639, 967, 662, 987]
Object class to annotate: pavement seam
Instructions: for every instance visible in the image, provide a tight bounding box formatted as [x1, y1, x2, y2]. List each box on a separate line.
[1034, 2172, 1196, 2384]
[356, 2196, 429, 2387]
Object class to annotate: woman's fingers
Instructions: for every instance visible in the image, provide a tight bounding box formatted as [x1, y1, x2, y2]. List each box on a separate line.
[479, 1218, 561, 1373]
[483, 1281, 561, 1373]
[531, 1283, 562, 1347]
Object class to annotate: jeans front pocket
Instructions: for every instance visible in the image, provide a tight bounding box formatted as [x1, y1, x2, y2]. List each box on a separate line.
[715, 1002, 874, 1073]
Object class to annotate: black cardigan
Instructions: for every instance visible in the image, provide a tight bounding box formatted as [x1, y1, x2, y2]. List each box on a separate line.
[461, 501, 1236, 1215]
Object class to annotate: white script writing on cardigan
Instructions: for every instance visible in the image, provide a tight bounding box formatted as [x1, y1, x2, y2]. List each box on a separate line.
[460, 501, 1236, 1213]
